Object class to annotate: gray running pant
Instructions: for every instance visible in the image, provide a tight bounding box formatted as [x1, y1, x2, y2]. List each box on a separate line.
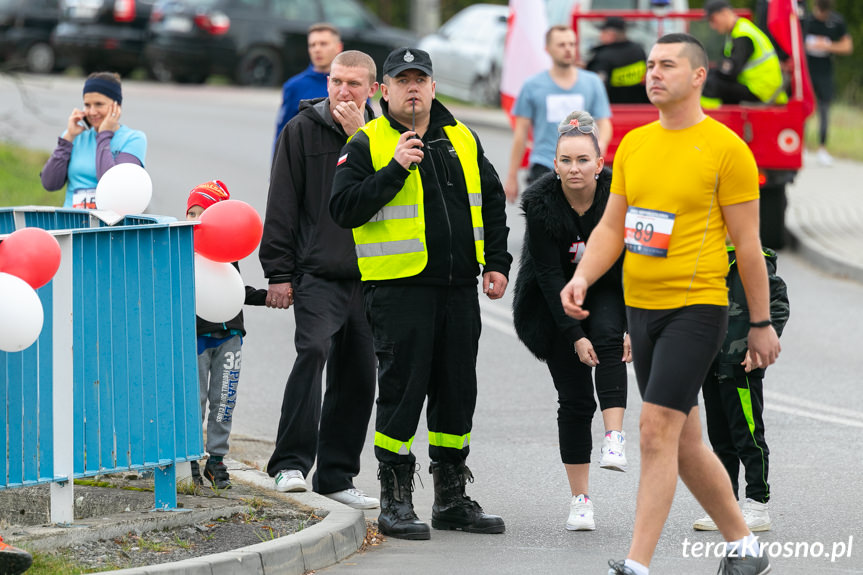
[197, 335, 242, 456]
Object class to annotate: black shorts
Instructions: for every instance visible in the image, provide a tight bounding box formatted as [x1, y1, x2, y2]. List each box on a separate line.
[626, 305, 728, 414]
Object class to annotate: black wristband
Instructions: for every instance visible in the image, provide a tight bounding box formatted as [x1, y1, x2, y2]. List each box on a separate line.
[749, 320, 772, 328]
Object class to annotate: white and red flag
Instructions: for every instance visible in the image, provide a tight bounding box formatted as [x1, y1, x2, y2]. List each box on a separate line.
[501, 0, 551, 120]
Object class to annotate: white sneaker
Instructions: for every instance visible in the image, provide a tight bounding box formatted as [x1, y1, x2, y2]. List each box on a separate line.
[600, 431, 627, 472]
[742, 498, 772, 532]
[274, 469, 308, 492]
[566, 494, 595, 531]
[693, 514, 718, 531]
[817, 147, 834, 166]
[322, 487, 380, 510]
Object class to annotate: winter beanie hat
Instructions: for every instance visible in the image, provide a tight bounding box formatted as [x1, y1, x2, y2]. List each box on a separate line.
[187, 180, 230, 211]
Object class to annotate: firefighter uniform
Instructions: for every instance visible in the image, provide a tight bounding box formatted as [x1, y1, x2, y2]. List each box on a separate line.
[703, 3, 788, 106]
[330, 48, 512, 540]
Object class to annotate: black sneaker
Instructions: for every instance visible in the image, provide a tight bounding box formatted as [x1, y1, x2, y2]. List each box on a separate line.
[717, 554, 771, 575]
[0, 535, 33, 575]
[204, 458, 231, 489]
[190, 460, 204, 487]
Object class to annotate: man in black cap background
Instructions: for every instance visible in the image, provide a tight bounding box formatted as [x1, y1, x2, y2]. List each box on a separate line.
[330, 47, 512, 542]
[586, 17, 650, 104]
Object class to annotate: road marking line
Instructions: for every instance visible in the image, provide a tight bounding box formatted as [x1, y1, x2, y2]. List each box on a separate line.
[479, 302, 863, 428]
[479, 300, 513, 321]
[765, 402, 863, 428]
[764, 389, 863, 420]
[481, 314, 517, 338]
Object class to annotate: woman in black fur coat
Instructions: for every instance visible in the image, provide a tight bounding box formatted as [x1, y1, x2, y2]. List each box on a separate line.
[512, 111, 631, 532]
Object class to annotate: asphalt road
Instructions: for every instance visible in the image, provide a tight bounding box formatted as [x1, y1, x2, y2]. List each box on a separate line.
[2, 74, 862, 574]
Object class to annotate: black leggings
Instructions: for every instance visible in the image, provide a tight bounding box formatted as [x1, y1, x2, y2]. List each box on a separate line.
[545, 288, 627, 465]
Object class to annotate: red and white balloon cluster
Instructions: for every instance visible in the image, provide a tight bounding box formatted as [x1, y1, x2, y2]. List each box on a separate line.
[0, 228, 62, 352]
[193, 200, 263, 323]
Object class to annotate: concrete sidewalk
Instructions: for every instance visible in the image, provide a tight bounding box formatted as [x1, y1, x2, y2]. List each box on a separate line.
[786, 153, 863, 282]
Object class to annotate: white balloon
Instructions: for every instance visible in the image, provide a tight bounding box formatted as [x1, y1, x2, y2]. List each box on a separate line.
[95, 163, 153, 216]
[194, 254, 245, 323]
[0, 272, 44, 352]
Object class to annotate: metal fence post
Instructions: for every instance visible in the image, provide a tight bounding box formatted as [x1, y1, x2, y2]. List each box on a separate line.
[50, 233, 74, 525]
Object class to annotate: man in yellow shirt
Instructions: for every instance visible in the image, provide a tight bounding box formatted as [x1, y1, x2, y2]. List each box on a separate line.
[561, 33, 780, 575]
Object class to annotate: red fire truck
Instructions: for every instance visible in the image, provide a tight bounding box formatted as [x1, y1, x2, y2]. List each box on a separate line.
[572, 0, 814, 249]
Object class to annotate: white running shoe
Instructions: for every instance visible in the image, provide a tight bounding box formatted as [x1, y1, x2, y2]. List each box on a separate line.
[600, 431, 627, 472]
[817, 147, 834, 166]
[323, 487, 380, 510]
[742, 498, 772, 532]
[693, 514, 719, 531]
[274, 469, 308, 492]
[566, 494, 595, 531]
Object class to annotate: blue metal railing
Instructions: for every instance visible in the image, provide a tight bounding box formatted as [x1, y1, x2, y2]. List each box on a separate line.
[0, 207, 203, 521]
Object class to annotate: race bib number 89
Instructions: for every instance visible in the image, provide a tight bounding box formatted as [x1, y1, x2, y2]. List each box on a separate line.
[624, 207, 675, 257]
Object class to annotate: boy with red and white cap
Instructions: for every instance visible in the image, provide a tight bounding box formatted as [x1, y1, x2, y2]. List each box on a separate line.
[186, 180, 267, 489]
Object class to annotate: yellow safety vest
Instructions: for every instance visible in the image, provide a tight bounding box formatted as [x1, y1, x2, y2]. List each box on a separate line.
[725, 17, 788, 104]
[351, 117, 485, 281]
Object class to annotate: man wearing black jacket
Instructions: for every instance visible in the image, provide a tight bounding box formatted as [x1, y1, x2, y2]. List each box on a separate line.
[330, 47, 512, 541]
[586, 17, 649, 104]
[259, 50, 380, 509]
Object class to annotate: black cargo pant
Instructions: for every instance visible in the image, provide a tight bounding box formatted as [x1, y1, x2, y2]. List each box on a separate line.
[702, 371, 770, 503]
[703, 70, 761, 105]
[267, 274, 376, 494]
[364, 284, 480, 466]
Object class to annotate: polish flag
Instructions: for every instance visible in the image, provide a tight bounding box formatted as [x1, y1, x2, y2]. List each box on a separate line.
[501, 0, 551, 121]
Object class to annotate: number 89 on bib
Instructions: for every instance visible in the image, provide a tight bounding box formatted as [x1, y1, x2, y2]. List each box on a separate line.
[624, 207, 675, 258]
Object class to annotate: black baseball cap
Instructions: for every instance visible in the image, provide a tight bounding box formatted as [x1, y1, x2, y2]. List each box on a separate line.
[382, 47, 433, 78]
[599, 17, 626, 31]
[704, 0, 732, 18]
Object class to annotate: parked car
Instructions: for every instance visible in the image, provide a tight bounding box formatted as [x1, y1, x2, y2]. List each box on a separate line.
[52, 0, 156, 77]
[0, 0, 65, 73]
[145, 0, 416, 86]
[418, 4, 508, 106]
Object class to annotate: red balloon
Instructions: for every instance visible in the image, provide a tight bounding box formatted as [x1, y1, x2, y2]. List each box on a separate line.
[194, 200, 263, 263]
[0, 227, 62, 289]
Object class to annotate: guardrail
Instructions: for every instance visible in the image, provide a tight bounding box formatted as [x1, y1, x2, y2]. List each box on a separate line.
[0, 207, 204, 523]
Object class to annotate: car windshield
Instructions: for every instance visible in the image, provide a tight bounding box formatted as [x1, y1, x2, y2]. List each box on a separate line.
[321, 0, 374, 29]
[440, 7, 504, 40]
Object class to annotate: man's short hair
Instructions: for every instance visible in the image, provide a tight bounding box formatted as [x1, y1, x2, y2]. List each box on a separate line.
[332, 50, 377, 85]
[546, 25, 573, 46]
[655, 33, 709, 72]
[308, 22, 340, 39]
[704, 0, 732, 18]
[815, 0, 833, 12]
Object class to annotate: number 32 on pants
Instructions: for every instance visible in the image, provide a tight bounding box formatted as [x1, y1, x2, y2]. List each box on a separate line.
[624, 207, 675, 257]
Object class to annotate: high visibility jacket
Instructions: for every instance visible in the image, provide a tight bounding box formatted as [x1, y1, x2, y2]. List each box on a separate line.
[726, 17, 788, 104]
[351, 117, 485, 281]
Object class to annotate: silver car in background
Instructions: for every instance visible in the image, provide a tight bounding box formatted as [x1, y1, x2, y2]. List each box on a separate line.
[418, 3, 508, 106]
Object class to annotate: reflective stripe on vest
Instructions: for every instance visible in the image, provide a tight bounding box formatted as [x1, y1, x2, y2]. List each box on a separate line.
[610, 60, 646, 88]
[725, 18, 788, 104]
[428, 431, 471, 450]
[375, 431, 414, 455]
[351, 117, 485, 281]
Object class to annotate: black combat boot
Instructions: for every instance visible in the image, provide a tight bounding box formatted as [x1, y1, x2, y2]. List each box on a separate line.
[377, 462, 431, 540]
[430, 461, 505, 534]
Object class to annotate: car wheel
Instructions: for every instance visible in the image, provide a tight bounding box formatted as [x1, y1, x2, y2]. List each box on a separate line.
[472, 66, 501, 107]
[25, 42, 55, 74]
[235, 47, 283, 87]
[149, 60, 207, 84]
